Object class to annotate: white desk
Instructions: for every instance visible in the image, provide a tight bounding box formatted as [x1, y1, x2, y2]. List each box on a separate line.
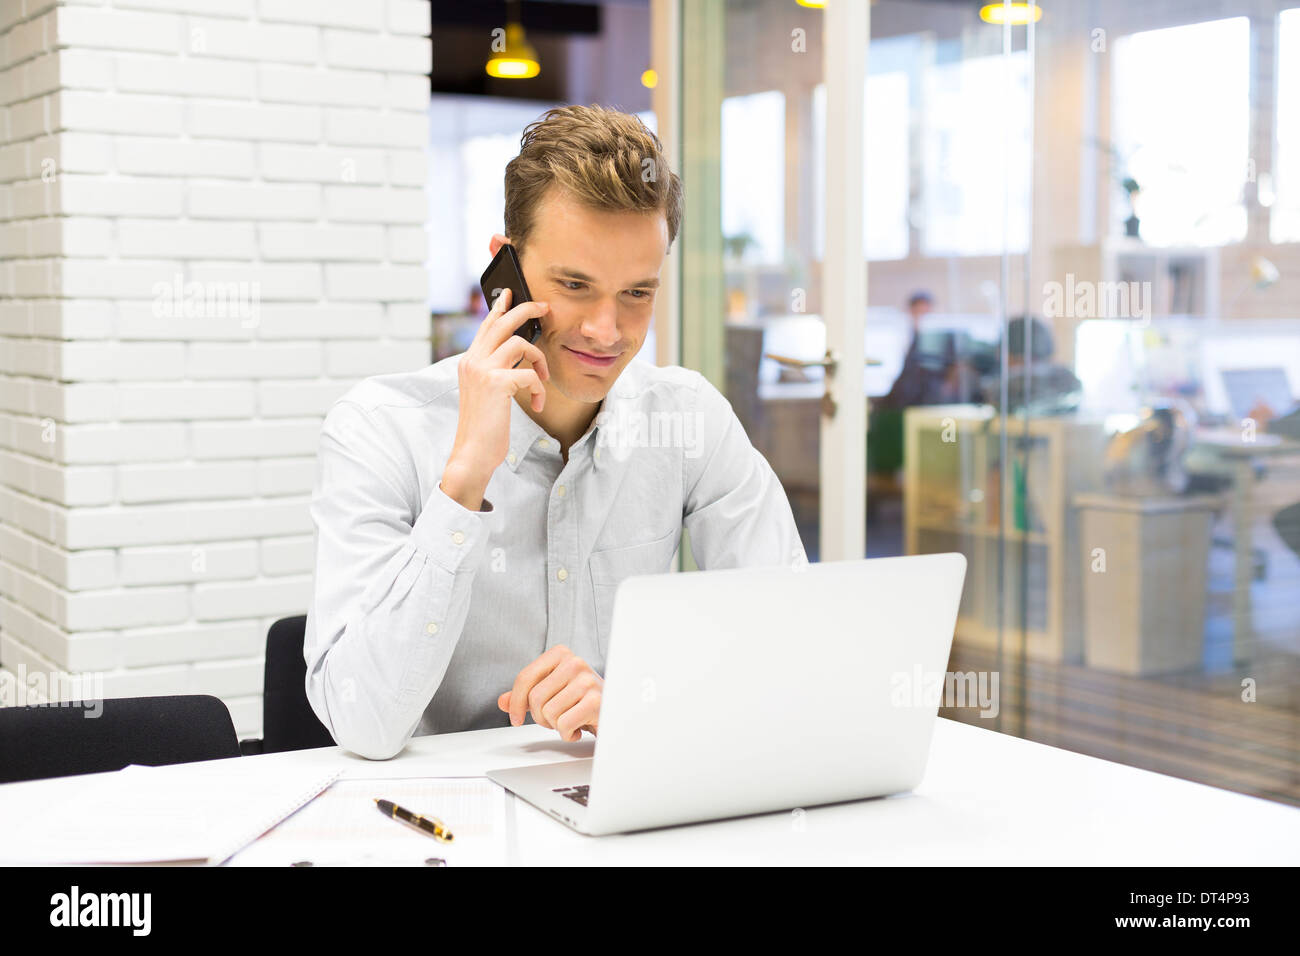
[2, 718, 1297, 865]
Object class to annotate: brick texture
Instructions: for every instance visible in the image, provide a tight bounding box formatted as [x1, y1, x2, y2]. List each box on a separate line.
[0, 0, 432, 740]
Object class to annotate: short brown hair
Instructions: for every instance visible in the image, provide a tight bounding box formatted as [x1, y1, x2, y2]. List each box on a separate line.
[503, 104, 683, 258]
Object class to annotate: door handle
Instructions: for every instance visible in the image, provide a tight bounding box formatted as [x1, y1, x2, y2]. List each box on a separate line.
[762, 348, 839, 374]
[764, 348, 840, 418]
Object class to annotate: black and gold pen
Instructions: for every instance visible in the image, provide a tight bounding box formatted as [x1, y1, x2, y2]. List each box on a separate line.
[374, 798, 455, 843]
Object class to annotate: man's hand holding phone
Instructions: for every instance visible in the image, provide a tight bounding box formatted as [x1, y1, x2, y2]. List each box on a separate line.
[439, 286, 550, 512]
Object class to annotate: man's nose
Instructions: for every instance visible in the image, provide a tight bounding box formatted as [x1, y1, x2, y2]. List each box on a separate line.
[579, 299, 621, 347]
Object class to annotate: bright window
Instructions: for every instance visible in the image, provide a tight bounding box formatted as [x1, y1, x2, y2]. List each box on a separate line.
[1111, 17, 1250, 246]
[460, 131, 519, 285]
[721, 90, 786, 265]
[1273, 9, 1300, 242]
[812, 70, 911, 262]
[920, 50, 1031, 257]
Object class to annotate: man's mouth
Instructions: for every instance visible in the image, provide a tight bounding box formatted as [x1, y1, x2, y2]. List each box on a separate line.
[565, 346, 620, 368]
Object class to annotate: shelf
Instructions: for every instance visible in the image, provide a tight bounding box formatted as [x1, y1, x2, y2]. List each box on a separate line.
[906, 407, 1108, 663]
[914, 518, 1050, 544]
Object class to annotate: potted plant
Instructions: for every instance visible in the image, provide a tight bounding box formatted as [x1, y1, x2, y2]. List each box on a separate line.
[1121, 176, 1141, 238]
[1090, 137, 1144, 241]
[723, 230, 757, 262]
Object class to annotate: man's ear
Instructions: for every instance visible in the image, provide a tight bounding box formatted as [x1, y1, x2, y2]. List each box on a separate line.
[488, 233, 510, 257]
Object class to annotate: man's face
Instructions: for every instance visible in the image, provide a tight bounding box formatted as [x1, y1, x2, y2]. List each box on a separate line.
[509, 186, 668, 406]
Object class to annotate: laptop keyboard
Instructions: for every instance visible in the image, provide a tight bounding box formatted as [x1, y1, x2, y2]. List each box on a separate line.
[552, 784, 590, 807]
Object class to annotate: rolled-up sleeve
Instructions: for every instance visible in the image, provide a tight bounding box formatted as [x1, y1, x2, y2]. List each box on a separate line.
[681, 373, 808, 570]
[304, 399, 491, 760]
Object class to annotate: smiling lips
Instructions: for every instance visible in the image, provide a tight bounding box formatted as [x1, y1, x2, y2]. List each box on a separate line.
[565, 346, 620, 368]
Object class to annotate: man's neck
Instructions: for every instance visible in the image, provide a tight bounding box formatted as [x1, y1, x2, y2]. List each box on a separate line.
[515, 383, 602, 459]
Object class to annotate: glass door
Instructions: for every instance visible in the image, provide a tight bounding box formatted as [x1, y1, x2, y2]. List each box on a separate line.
[675, 0, 869, 564]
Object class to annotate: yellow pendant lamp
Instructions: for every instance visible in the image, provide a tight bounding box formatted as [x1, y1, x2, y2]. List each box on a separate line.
[486, 16, 540, 80]
[979, 3, 1043, 25]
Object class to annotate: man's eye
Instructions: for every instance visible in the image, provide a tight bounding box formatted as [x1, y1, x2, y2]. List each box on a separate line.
[562, 280, 586, 291]
[627, 290, 649, 299]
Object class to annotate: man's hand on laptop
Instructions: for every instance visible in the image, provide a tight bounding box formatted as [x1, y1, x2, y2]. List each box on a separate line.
[439, 286, 551, 513]
[497, 645, 602, 742]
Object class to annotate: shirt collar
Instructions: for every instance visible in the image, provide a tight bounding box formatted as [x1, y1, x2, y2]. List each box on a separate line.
[504, 400, 555, 471]
[503, 366, 641, 473]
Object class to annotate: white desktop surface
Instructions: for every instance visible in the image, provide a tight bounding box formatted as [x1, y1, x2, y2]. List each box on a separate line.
[1, 718, 1296, 866]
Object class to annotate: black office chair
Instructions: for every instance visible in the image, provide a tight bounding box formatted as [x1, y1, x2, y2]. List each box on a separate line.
[0, 694, 241, 784]
[1275, 501, 1300, 561]
[238, 615, 336, 756]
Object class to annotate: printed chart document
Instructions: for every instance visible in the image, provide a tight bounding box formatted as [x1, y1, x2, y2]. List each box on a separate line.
[0, 760, 340, 865]
[227, 776, 511, 866]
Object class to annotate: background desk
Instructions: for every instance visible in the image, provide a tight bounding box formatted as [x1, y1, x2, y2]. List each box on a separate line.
[1190, 429, 1300, 661]
[2, 718, 1297, 865]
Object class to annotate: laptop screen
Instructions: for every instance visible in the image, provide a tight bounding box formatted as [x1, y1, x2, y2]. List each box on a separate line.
[1220, 367, 1296, 420]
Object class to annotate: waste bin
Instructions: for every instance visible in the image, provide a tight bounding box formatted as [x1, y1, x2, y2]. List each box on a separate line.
[1074, 493, 1220, 676]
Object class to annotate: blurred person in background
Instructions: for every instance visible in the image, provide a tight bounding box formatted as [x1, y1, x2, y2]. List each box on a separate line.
[876, 291, 941, 410]
[869, 291, 969, 483]
[977, 315, 1083, 417]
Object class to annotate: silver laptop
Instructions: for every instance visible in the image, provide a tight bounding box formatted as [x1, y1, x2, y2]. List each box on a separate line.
[487, 552, 967, 836]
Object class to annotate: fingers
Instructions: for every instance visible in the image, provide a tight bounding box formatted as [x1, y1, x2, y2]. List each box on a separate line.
[497, 368, 547, 412]
[556, 697, 600, 749]
[470, 286, 511, 352]
[507, 645, 568, 728]
[476, 290, 550, 357]
[494, 335, 550, 382]
[528, 656, 588, 729]
[539, 670, 601, 740]
[485, 284, 511, 316]
[554, 690, 601, 743]
[504, 647, 603, 742]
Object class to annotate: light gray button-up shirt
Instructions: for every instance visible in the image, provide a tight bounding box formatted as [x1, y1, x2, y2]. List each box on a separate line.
[304, 353, 807, 759]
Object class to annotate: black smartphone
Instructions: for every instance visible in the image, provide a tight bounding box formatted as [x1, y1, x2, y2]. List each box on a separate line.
[479, 243, 542, 345]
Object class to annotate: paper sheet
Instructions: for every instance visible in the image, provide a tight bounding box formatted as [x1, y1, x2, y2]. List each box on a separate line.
[225, 776, 512, 867]
[0, 760, 340, 865]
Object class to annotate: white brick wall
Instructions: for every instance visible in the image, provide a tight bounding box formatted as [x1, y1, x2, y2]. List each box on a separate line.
[0, 0, 432, 740]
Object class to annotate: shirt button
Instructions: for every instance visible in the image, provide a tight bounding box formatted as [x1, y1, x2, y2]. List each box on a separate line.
[537, 438, 549, 448]
[507, 452, 516, 465]
[557, 568, 568, 581]
[426, 622, 439, 635]
[451, 531, 464, 545]
[594, 448, 601, 460]
[556, 484, 566, 497]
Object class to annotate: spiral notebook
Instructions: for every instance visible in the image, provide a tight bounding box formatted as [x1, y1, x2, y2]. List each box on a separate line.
[0, 759, 341, 865]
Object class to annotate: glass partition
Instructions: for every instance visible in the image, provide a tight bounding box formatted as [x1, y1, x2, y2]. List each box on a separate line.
[897, 0, 1300, 807]
[681, 0, 1299, 808]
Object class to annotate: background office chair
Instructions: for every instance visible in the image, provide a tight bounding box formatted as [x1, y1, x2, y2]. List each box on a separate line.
[238, 615, 336, 756]
[1275, 502, 1300, 561]
[724, 324, 768, 448]
[0, 694, 240, 784]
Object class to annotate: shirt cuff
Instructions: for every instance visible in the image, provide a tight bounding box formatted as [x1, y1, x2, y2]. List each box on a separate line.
[409, 480, 491, 574]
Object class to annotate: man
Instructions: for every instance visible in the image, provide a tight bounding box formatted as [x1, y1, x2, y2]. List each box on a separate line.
[304, 104, 806, 760]
[869, 291, 955, 479]
[874, 291, 938, 410]
[976, 315, 1082, 416]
